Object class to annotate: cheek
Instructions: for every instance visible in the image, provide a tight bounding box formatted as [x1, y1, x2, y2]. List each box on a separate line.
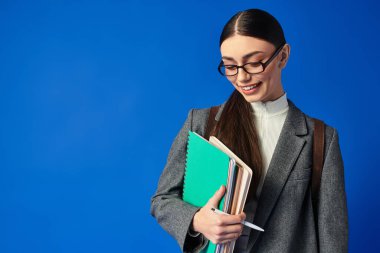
[255, 73, 267, 81]
[258, 70, 276, 83]
[245, 74, 269, 85]
[261, 65, 280, 82]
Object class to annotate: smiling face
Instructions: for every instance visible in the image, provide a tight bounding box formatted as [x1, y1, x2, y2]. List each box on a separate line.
[220, 34, 290, 103]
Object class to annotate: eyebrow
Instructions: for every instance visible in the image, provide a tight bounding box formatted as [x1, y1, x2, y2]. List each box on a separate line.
[222, 51, 264, 61]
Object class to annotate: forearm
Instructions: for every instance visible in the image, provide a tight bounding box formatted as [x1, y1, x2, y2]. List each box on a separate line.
[150, 194, 207, 252]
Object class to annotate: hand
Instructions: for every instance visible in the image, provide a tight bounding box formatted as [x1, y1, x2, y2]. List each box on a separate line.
[192, 185, 246, 244]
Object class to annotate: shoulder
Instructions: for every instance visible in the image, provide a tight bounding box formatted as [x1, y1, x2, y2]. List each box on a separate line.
[289, 99, 340, 153]
[184, 103, 224, 136]
[190, 105, 220, 122]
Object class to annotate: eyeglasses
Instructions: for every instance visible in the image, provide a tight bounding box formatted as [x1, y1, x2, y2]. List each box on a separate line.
[218, 43, 285, 76]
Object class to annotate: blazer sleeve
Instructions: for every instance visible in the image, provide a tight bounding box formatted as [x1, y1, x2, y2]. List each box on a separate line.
[150, 109, 208, 253]
[318, 128, 349, 252]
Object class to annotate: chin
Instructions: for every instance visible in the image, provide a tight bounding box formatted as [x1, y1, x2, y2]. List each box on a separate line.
[241, 94, 264, 103]
[234, 84, 268, 103]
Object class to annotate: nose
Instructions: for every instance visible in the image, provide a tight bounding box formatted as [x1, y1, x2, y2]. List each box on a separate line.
[237, 67, 250, 82]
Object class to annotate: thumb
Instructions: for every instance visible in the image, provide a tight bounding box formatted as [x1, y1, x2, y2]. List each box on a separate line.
[208, 185, 226, 208]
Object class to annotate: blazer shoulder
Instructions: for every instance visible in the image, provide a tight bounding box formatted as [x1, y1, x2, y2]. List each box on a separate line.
[302, 112, 340, 154]
[187, 104, 223, 136]
[287, 99, 337, 145]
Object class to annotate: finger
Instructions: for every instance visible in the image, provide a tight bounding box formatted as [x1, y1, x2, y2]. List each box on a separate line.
[215, 214, 245, 225]
[215, 232, 240, 244]
[208, 185, 226, 207]
[216, 224, 244, 235]
[240, 212, 246, 221]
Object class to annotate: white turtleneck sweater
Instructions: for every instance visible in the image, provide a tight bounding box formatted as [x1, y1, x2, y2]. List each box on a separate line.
[250, 92, 289, 200]
[230, 93, 290, 249]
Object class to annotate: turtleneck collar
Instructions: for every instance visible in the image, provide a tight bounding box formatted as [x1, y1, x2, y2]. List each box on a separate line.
[250, 92, 288, 116]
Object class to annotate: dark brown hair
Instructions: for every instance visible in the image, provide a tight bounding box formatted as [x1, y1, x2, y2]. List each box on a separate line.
[211, 9, 286, 199]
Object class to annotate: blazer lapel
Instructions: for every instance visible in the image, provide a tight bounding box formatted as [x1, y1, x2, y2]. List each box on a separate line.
[246, 99, 308, 250]
[214, 100, 308, 247]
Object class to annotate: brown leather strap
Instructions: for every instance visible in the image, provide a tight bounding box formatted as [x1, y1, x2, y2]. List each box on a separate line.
[312, 118, 325, 207]
[204, 106, 220, 140]
[312, 118, 325, 251]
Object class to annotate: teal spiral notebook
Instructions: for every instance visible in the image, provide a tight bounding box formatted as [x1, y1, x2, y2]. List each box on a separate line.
[182, 131, 231, 253]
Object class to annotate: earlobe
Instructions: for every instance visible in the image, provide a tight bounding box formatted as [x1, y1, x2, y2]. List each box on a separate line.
[278, 55, 285, 68]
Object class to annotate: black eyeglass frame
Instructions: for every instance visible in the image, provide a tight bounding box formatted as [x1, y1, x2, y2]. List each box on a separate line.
[218, 43, 286, 76]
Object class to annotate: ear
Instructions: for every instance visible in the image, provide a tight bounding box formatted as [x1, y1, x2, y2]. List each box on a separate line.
[281, 52, 286, 61]
[279, 44, 291, 68]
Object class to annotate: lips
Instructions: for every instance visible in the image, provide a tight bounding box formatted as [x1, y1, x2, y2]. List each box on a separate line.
[239, 82, 262, 94]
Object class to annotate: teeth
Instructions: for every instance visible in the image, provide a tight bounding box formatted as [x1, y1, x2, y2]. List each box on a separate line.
[242, 83, 259, 90]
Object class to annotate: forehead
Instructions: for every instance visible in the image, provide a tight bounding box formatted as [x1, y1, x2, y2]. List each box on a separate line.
[220, 34, 275, 59]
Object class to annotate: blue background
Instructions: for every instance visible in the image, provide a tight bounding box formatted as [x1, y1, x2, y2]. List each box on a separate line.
[1, 0, 379, 252]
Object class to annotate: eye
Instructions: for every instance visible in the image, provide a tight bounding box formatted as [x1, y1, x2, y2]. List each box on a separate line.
[245, 62, 262, 68]
[224, 65, 237, 70]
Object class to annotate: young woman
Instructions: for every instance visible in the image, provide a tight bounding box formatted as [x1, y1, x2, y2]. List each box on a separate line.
[151, 9, 348, 253]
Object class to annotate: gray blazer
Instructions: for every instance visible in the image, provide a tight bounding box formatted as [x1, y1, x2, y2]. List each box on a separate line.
[150, 99, 348, 253]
